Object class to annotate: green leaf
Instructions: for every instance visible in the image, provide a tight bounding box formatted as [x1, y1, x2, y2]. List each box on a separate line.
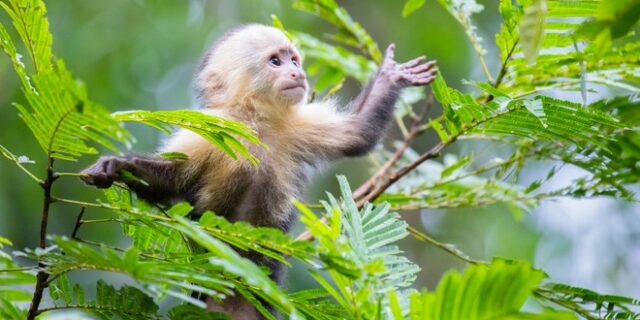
[496, 0, 522, 63]
[30, 236, 234, 307]
[522, 98, 547, 128]
[537, 283, 640, 318]
[292, 0, 382, 63]
[599, 0, 640, 39]
[114, 110, 264, 166]
[407, 259, 577, 320]
[0, 250, 36, 304]
[291, 31, 376, 85]
[520, 0, 547, 63]
[159, 152, 189, 160]
[44, 273, 164, 319]
[0, 1, 133, 161]
[0, 298, 27, 320]
[168, 215, 299, 317]
[168, 304, 230, 320]
[402, 0, 426, 17]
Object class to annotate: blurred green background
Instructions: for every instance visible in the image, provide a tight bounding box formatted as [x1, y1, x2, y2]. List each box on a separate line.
[0, 0, 638, 308]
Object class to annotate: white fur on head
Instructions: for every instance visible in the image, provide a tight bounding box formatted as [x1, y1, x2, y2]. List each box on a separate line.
[196, 24, 306, 115]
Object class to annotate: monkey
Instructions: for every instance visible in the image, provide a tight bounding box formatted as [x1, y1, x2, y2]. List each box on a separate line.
[80, 24, 436, 319]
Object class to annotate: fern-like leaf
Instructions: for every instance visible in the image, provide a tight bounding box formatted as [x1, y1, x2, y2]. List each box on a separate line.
[399, 259, 577, 320]
[48, 275, 163, 319]
[0, 0, 132, 161]
[113, 110, 265, 166]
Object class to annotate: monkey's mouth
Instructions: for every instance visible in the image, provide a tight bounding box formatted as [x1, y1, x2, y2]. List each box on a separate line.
[281, 84, 306, 91]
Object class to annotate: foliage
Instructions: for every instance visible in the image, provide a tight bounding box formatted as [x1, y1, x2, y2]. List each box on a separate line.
[294, 176, 420, 319]
[0, 0, 639, 319]
[392, 259, 577, 320]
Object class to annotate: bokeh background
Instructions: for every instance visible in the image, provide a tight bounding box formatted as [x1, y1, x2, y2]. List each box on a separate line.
[1, 0, 638, 310]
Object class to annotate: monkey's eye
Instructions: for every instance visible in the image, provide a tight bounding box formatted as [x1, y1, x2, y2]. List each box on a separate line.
[269, 56, 281, 66]
[291, 58, 299, 67]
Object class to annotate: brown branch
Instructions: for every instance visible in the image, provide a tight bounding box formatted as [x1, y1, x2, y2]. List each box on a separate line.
[71, 207, 86, 239]
[356, 140, 448, 207]
[27, 106, 76, 319]
[352, 95, 433, 199]
[27, 158, 55, 320]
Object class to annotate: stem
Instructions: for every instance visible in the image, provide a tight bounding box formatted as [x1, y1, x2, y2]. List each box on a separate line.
[353, 95, 433, 199]
[12, 160, 42, 183]
[27, 105, 73, 319]
[80, 218, 126, 224]
[534, 289, 598, 320]
[27, 158, 56, 320]
[356, 141, 447, 206]
[55, 172, 87, 178]
[408, 226, 486, 265]
[33, 304, 157, 318]
[352, 119, 420, 199]
[485, 39, 517, 103]
[71, 207, 86, 239]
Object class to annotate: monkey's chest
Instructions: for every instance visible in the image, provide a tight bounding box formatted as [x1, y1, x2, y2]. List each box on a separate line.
[199, 146, 307, 230]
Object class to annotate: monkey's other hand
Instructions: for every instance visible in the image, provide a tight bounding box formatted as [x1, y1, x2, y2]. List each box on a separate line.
[80, 156, 130, 189]
[380, 44, 437, 89]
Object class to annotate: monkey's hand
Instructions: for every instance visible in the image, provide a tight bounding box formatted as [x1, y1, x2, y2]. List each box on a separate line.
[81, 155, 181, 202]
[379, 44, 437, 89]
[80, 156, 133, 189]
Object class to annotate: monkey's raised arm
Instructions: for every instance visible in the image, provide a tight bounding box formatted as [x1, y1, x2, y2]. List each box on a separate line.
[300, 44, 436, 160]
[81, 155, 184, 203]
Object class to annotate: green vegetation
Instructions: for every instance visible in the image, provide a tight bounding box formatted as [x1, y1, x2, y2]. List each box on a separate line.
[1, 0, 639, 319]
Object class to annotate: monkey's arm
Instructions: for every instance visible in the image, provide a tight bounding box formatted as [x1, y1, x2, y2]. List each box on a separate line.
[341, 44, 436, 156]
[81, 155, 183, 203]
[296, 45, 436, 161]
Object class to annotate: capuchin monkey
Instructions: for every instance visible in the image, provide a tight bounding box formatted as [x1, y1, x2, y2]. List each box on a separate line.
[81, 24, 436, 319]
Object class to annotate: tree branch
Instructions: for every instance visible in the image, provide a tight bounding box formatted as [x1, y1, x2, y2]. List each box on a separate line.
[71, 207, 86, 239]
[352, 95, 433, 199]
[408, 226, 486, 265]
[356, 140, 448, 207]
[27, 158, 55, 320]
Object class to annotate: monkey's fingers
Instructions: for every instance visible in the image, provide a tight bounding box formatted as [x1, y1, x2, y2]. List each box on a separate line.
[408, 69, 438, 86]
[407, 60, 436, 74]
[383, 44, 396, 63]
[80, 156, 128, 188]
[400, 56, 426, 69]
[415, 72, 438, 85]
[413, 75, 437, 86]
[80, 167, 114, 189]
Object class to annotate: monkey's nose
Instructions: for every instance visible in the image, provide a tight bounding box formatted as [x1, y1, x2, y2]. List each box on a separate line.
[290, 70, 305, 80]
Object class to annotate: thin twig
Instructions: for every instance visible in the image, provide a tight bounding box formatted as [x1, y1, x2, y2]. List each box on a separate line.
[534, 289, 599, 320]
[485, 38, 518, 103]
[8, 159, 42, 184]
[71, 207, 86, 239]
[55, 172, 87, 178]
[75, 238, 170, 261]
[408, 226, 486, 265]
[353, 94, 433, 199]
[356, 141, 448, 207]
[79, 218, 126, 224]
[27, 158, 55, 320]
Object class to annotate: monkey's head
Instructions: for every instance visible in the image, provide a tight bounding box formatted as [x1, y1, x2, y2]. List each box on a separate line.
[196, 24, 308, 114]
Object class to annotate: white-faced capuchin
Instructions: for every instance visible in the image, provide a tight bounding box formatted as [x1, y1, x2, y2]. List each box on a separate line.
[81, 24, 436, 319]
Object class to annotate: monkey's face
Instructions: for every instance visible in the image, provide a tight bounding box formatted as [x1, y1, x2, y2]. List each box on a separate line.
[263, 46, 308, 106]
